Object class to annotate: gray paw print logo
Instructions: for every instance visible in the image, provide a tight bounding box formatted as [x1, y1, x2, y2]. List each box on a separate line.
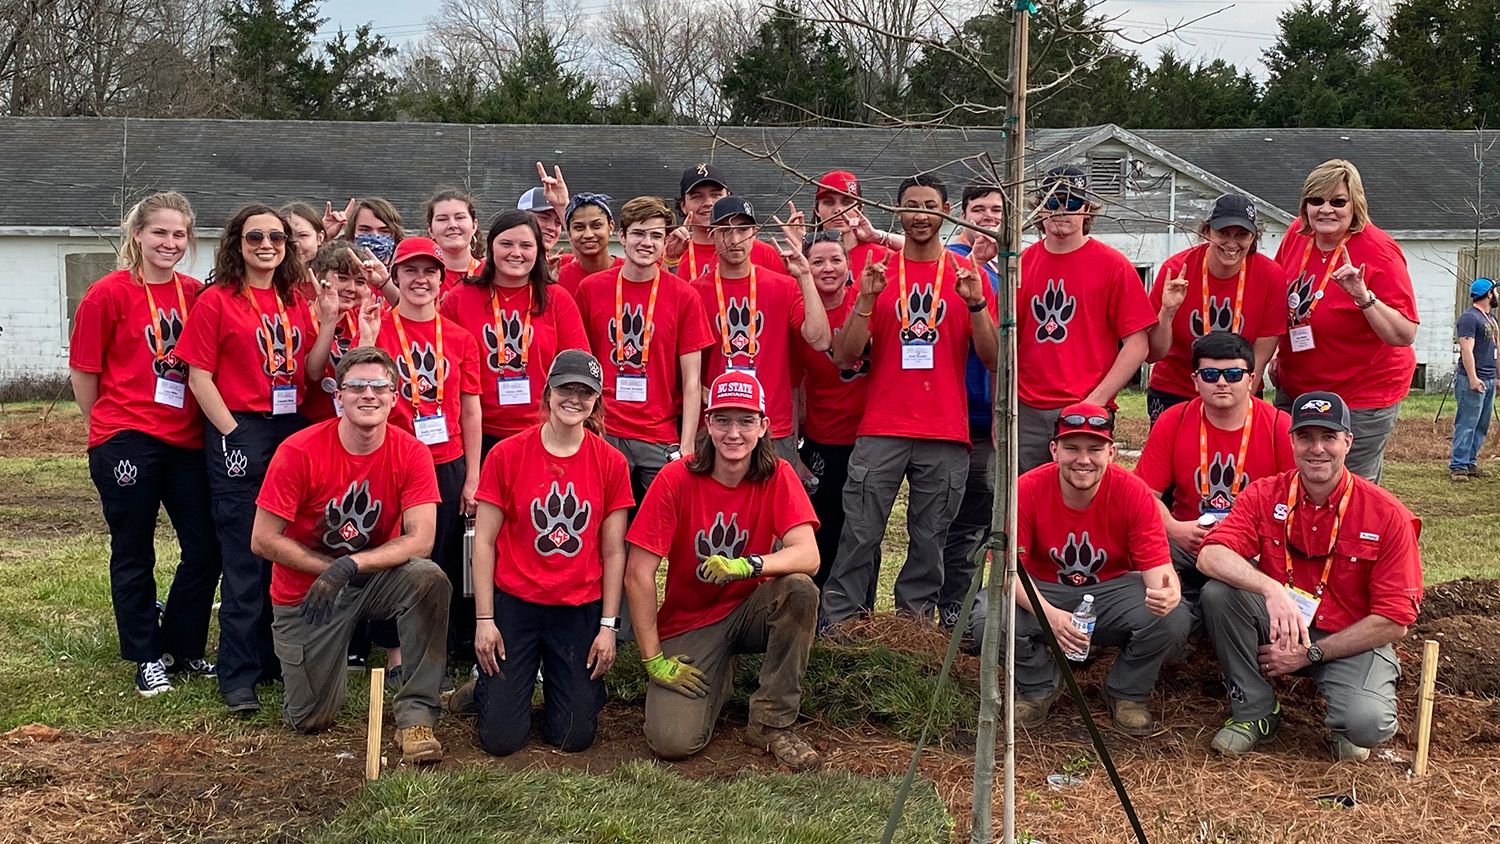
[1287, 273, 1317, 326]
[397, 340, 443, 403]
[1031, 278, 1075, 343]
[1049, 531, 1107, 587]
[257, 313, 303, 377]
[807, 450, 826, 478]
[694, 512, 749, 570]
[1195, 452, 1244, 513]
[531, 481, 591, 557]
[898, 282, 946, 344]
[224, 448, 247, 478]
[720, 296, 764, 359]
[1190, 294, 1239, 337]
[608, 303, 648, 368]
[482, 312, 528, 374]
[143, 308, 187, 377]
[113, 459, 138, 487]
[323, 480, 382, 553]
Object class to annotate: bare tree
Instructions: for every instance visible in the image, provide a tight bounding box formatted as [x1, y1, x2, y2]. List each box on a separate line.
[807, 0, 984, 107]
[596, 0, 763, 122]
[429, 0, 588, 89]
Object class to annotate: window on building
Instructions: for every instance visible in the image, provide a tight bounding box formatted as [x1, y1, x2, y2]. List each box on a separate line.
[63, 251, 117, 339]
[1456, 245, 1500, 321]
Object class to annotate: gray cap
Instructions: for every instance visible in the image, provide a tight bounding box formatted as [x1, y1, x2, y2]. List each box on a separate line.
[517, 187, 550, 213]
[1208, 194, 1259, 232]
[1289, 391, 1351, 434]
[547, 349, 603, 393]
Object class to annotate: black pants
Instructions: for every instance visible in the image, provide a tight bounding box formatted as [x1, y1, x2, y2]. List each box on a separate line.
[88, 431, 222, 664]
[1146, 388, 1192, 428]
[474, 589, 605, 756]
[939, 430, 995, 613]
[206, 412, 306, 694]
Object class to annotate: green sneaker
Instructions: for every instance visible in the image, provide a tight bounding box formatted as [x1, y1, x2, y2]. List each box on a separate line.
[1211, 703, 1281, 756]
[1330, 733, 1372, 762]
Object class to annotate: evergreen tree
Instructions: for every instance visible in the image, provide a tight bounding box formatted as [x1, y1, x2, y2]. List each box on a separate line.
[1127, 50, 1260, 129]
[1257, 0, 1385, 127]
[719, 1, 862, 125]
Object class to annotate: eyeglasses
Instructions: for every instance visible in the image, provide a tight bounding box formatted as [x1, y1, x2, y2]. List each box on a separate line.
[339, 378, 394, 393]
[707, 414, 762, 431]
[1042, 196, 1088, 213]
[1059, 414, 1112, 431]
[244, 229, 288, 245]
[552, 383, 597, 400]
[1196, 367, 1248, 384]
[1303, 197, 1350, 209]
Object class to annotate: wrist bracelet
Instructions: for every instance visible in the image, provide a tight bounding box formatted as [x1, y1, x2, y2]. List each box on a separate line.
[475, 615, 494, 621]
[855, 307, 874, 318]
[967, 300, 987, 313]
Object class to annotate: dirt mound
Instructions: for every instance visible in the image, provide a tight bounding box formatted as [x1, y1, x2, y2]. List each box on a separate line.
[1421, 578, 1500, 621]
[1408, 614, 1500, 698]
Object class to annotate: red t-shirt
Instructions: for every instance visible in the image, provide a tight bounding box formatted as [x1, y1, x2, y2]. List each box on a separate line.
[574, 266, 715, 443]
[857, 253, 996, 445]
[300, 309, 361, 423]
[628, 459, 818, 639]
[442, 259, 482, 299]
[176, 283, 317, 414]
[1017, 238, 1156, 409]
[796, 289, 870, 446]
[257, 419, 442, 605]
[691, 267, 809, 438]
[1203, 469, 1423, 632]
[846, 242, 891, 279]
[1134, 397, 1295, 522]
[1147, 244, 1288, 397]
[69, 270, 206, 450]
[375, 311, 482, 465]
[674, 238, 788, 281]
[1274, 224, 1419, 409]
[475, 424, 633, 606]
[557, 256, 623, 298]
[439, 282, 589, 438]
[1018, 463, 1171, 586]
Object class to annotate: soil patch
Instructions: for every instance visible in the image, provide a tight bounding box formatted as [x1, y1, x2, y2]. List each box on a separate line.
[1408, 614, 1500, 698]
[0, 405, 87, 459]
[1421, 577, 1500, 620]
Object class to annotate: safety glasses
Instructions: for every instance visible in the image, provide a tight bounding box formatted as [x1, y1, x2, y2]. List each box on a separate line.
[1042, 196, 1088, 213]
[1196, 367, 1248, 384]
[1059, 414, 1112, 431]
[340, 378, 394, 393]
[1303, 197, 1350, 209]
[244, 229, 288, 245]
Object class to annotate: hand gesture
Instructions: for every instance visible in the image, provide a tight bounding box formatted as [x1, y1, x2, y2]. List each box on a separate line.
[1043, 603, 1090, 655]
[475, 618, 506, 676]
[643, 653, 709, 698]
[696, 554, 754, 586]
[1165, 517, 1210, 555]
[861, 256, 890, 298]
[955, 265, 986, 308]
[1331, 258, 1368, 300]
[356, 293, 383, 342]
[970, 232, 999, 268]
[1161, 264, 1189, 312]
[314, 277, 340, 324]
[851, 212, 881, 244]
[323, 199, 354, 238]
[1264, 585, 1311, 653]
[347, 247, 389, 290]
[773, 202, 807, 246]
[1143, 568, 1180, 617]
[587, 626, 617, 680]
[299, 555, 358, 627]
[776, 236, 810, 279]
[665, 226, 692, 264]
[536, 161, 570, 213]
[546, 247, 563, 282]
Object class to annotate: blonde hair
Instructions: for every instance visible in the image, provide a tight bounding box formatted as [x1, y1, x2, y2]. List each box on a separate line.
[1297, 159, 1370, 236]
[120, 192, 196, 274]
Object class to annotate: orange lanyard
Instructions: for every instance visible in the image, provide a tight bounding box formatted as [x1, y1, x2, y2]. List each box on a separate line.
[244, 286, 296, 379]
[616, 268, 661, 370]
[1201, 250, 1247, 334]
[687, 243, 699, 280]
[1290, 235, 1349, 325]
[392, 310, 444, 412]
[141, 273, 188, 362]
[714, 265, 758, 358]
[897, 250, 948, 334]
[490, 286, 534, 370]
[306, 304, 356, 342]
[1283, 471, 1356, 598]
[1198, 399, 1254, 498]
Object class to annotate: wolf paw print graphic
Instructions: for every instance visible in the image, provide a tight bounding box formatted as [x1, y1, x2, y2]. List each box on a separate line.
[720, 297, 764, 361]
[398, 340, 443, 404]
[1189, 294, 1240, 337]
[257, 313, 303, 377]
[482, 311, 529, 375]
[323, 481, 383, 553]
[531, 481, 591, 556]
[1031, 279, 1076, 343]
[113, 459, 138, 487]
[609, 303, 648, 368]
[1195, 453, 1245, 514]
[224, 447, 248, 478]
[694, 513, 749, 580]
[1287, 272, 1319, 326]
[1049, 531, 1107, 587]
[898, 282, 947, 344]
[144, 308, 187, 378]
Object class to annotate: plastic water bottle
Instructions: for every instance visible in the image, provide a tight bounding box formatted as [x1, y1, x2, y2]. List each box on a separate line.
[1066, 594, 1097, 662]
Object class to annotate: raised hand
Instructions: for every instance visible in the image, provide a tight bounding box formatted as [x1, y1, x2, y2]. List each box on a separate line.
[347, 247, 389, 291]
[314, 277, 340, 324]
[536, 161, 570, 212]
[861, 257, 890, 298]
[970, 232, 999, 267]
[773, 202, 807, 246]
[1331, 258, 1368, 300]
[776, 236, 810, 278]
[357, 291, 382, 342]
[665, 226, 692, 264]
[1161, 264, 1189, 312]
[323, 199, 354, 238]
[955, 265, 985, 308]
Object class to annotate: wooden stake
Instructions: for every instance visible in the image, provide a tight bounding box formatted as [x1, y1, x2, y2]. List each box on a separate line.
[1414, 640, 1440, 776]
[366, 667, 385, 781]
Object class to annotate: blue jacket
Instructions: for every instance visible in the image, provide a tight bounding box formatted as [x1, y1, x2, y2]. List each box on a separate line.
[947, 241, 999, 434]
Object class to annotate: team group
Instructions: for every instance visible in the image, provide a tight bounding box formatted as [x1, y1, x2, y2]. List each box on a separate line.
[70, 153, 1425, 769]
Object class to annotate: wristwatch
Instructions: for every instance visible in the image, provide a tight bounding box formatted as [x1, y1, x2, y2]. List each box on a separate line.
[748, 554, 765, 578]
[599, 616, 620, 631]
[1306, 644, 1325, 664]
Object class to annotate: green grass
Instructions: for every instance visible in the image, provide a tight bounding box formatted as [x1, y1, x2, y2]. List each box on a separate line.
[311, 761, 953, 844]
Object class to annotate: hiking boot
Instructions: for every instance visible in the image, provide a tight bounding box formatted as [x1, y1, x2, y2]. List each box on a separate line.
[135, 660, 174, 697]
[161, 654, 216, 678]
[223, 686, 261, 715]
[1015, 686, 1064, 730]
[1451, 470, 1471, 483]
[393, 724, 444, 765]
[744, 722, 821, 772]
[1105, 693, 1155, 737]
[445, 679, 477, 715]
[1210, 703, 1281, 756]
[1468, 464, 1488, 478]
[1331, 733, 1372, 763]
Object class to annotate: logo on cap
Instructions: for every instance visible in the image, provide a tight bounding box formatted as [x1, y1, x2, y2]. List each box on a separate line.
[741, 200, 754, 217]
[1300, 399, 1332, 413]
[588, 358, 602, 380]
[697, 163, 710, 176]
[1245, 204, 1257, 222]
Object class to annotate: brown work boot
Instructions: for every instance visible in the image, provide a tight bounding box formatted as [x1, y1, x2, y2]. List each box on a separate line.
[1105, 693, 1156, 737]
[744, 722, 822, 772]
[1015, 686, 1064, 730]
[393, 724, 444, 765]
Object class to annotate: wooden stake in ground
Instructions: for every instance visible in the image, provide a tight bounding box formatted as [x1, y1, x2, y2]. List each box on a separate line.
[367, 667, 385, 781]
[1414, 639, 1440, 776]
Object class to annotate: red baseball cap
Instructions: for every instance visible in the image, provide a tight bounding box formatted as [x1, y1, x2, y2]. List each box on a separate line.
[391, 236, 444, 267]
[705, 371, 766, 415]
[1052, 402, 1114, 443]
[816, 170, 860, 202]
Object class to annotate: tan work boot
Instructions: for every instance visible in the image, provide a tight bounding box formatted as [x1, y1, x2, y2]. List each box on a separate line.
[393, 724, 444, 765]
[1015, 686, 1064, 730]
[744, 723, 822, 772]
[1105, 693, 1155, 737]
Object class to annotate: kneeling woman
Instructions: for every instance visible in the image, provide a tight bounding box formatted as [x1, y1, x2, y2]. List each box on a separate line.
[470, 350, 633, 755]
[625, 371, 823, 770]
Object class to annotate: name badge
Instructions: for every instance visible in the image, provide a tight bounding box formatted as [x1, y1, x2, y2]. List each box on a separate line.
[1287, 586, 1320, 627]
[1288, 324, 1315, 352]
[616, 374, 648, 403]
[154, 376, 186, 408]
[727, 365, 757, 379]
[271, 384, 298, 416]
[414, 413, 449, 445]
[901, 342, 935, 370]
[498, 376, 530, 406]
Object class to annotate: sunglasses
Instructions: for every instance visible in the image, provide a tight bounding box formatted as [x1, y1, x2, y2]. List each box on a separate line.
[1059, 414, 1112, 431]
[1043, 196, 1088, 213]
[1303, 197, 1350, 209]
[1196, 367, 1248, 383]
[244, 229, 288, 245]
[339, 378, 394, 393]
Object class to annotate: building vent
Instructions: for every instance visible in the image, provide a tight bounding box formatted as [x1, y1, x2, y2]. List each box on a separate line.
[1089, 156, 1126, 197]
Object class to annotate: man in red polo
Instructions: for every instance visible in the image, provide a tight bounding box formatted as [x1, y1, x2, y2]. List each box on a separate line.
[1199, 391, 1422, 762]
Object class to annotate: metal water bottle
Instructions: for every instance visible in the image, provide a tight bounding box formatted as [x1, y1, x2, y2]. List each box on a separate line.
[462, 515, 475, 598]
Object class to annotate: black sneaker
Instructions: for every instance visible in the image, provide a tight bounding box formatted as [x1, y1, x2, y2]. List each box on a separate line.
[347, 653, 367, 671]
[161, 654, 217, 678]
[223, 686, 261, 715]
[135, 660, 174, 697]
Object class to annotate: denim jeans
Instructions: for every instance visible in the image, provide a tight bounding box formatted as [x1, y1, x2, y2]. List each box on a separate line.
[1449, 377, 1496, 471]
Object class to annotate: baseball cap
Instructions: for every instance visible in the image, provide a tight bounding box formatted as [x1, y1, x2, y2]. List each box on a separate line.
[1208, 194, 1259, 232]
[680, 163, 729, 197]
[391, 236, 443, 267]
[547, 349, 603, 393]
[1289, 391, 1352, 434]
[1470, 277, 1496, 299]
[710, 196, 758, 226]
[1052, 401, 1114, 443]
[1040, 166, 1088, 200]
[816, 170, 861, 202]
[517, 187, 550, 213]
[705, 371, 766, 415]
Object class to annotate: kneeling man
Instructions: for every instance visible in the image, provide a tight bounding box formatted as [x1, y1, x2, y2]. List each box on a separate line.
[252, 346, 450, 763]
[1199, 391, 1422, 761]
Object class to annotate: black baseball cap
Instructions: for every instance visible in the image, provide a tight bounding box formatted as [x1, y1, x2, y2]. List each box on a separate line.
[1208, 194, 1259, 232]
[680, 163, 729, 197]
[1040, 166, 1088, 200]
[1289, 391, 1351, 434]
[710, 196, 757, 226]
[547, 349, 603, 393]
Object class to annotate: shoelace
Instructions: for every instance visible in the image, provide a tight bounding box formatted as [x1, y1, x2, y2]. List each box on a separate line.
[404, 725, 435, 743]
[140, 661, 170, 688]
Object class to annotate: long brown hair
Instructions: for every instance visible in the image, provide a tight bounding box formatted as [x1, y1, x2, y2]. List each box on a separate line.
[539, 385, 606, 436]
[120, 191, 196, 274]
[687, 420, 779, 482]
[212, 204, 304, 304]
[470, 210, 550, 316]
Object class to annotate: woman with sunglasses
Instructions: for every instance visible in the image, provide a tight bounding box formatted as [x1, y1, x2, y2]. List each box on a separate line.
[177, 204, 339, 715]
[1271, 159, 1418, 482]
[1144, 195, 1288, 425]
[425, 189, 483, 296]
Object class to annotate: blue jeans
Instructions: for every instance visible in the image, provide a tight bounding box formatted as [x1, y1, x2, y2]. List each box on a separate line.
[1449, 377, 1495, 471]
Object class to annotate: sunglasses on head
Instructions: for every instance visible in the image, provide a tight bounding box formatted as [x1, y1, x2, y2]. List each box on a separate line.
[1196, 367, 1248, 384]
[244, 229, 288, 245]
[1043, 196, 1088, 213]
[1059, 414, 1112, 431]
[1303, 197, 1350, 209]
